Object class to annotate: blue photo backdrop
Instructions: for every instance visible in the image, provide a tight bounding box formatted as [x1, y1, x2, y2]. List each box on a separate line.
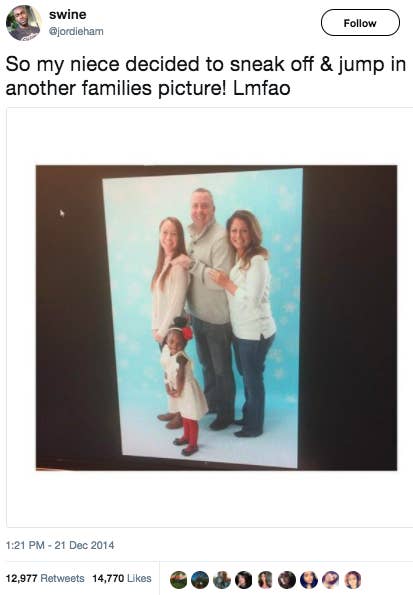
[103, 168, 303, 468]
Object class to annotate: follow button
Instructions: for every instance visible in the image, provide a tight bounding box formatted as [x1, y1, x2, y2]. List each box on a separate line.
[322, 9, 400, 36]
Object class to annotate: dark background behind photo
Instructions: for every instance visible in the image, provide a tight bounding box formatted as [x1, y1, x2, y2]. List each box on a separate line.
[36, 165, 396, 470]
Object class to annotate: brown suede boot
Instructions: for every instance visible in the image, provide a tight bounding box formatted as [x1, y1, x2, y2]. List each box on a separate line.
[166, 412, 183, 429]
[157, 412, 175, 421]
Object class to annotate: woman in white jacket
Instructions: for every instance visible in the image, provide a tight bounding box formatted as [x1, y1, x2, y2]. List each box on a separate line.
[151, 217, 189, 429]
[209, 210, 276, 437]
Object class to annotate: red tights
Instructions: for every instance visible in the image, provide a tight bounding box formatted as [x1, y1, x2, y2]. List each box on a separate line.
[181, 418, 199, 447]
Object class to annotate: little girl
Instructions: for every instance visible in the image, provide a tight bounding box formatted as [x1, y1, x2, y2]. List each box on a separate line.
[160, 317, 208, 456]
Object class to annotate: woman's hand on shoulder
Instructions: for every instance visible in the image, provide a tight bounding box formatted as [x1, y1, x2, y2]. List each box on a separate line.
[171, 254, 192, 269]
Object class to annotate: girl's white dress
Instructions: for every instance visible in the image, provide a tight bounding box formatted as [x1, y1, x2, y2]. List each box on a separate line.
[160, 345, 208, 421]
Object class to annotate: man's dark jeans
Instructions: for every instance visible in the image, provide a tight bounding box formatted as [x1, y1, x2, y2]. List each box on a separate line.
[192, 316, 235, 424]
[233, 333, 275, 435]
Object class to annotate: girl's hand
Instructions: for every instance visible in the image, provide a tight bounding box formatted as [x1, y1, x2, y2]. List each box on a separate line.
[166, 385, 179, 398]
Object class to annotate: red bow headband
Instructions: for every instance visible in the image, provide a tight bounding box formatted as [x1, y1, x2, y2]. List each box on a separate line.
[169, 326, 193, 341]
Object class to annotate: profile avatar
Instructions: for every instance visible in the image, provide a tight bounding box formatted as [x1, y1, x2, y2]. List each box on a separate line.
[235, 571, 252, 589]
[258, 571, 272, 589]
[344, 571, 361, 589]
[300, 571, 318, 589]
[278, 571, 296, 589]
[322, 571, 339, 589]
[191, 571, 209, 589]
[213, 571, 231, 589]
[170, 571, 187, 589]
[6, 5, 40, 40]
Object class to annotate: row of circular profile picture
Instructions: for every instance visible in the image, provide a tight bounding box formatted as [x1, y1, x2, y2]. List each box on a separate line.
[170, 570, 361, 589]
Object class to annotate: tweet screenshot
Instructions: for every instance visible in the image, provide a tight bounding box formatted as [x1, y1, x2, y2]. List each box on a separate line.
[2, 0, 411, 592]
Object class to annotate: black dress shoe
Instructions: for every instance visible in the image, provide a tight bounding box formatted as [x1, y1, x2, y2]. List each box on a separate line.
[182, 445, 198, 456]
[233, 419, 245, 426]
[234, 430, 262, 438]
[209, 419, 232, 431]
[173, 437, 188, 446]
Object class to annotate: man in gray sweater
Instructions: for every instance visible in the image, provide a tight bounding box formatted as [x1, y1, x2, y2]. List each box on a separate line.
[173, 188, 235, 429]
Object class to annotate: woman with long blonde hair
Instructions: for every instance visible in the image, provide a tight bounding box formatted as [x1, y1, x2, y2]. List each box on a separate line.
[151, 217, 189, 429]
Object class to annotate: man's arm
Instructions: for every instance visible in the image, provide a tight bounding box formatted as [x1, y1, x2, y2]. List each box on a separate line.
[189, 236, 234, 291]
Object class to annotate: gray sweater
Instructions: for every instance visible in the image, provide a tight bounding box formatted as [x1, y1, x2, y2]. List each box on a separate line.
[187, 219, 234, 324]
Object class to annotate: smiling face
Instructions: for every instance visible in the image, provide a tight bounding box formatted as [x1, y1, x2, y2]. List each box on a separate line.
[160, 219, 179, 257]
[190, 190, 215, 232]
[166, 330, 185, 355]
[347, 574, 358, 588]
[13, 6, 29, 26]
[229, 217, 252, 256]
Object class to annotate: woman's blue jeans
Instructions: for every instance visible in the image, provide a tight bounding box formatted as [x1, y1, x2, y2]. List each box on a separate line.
[233, 333, 275, 435]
